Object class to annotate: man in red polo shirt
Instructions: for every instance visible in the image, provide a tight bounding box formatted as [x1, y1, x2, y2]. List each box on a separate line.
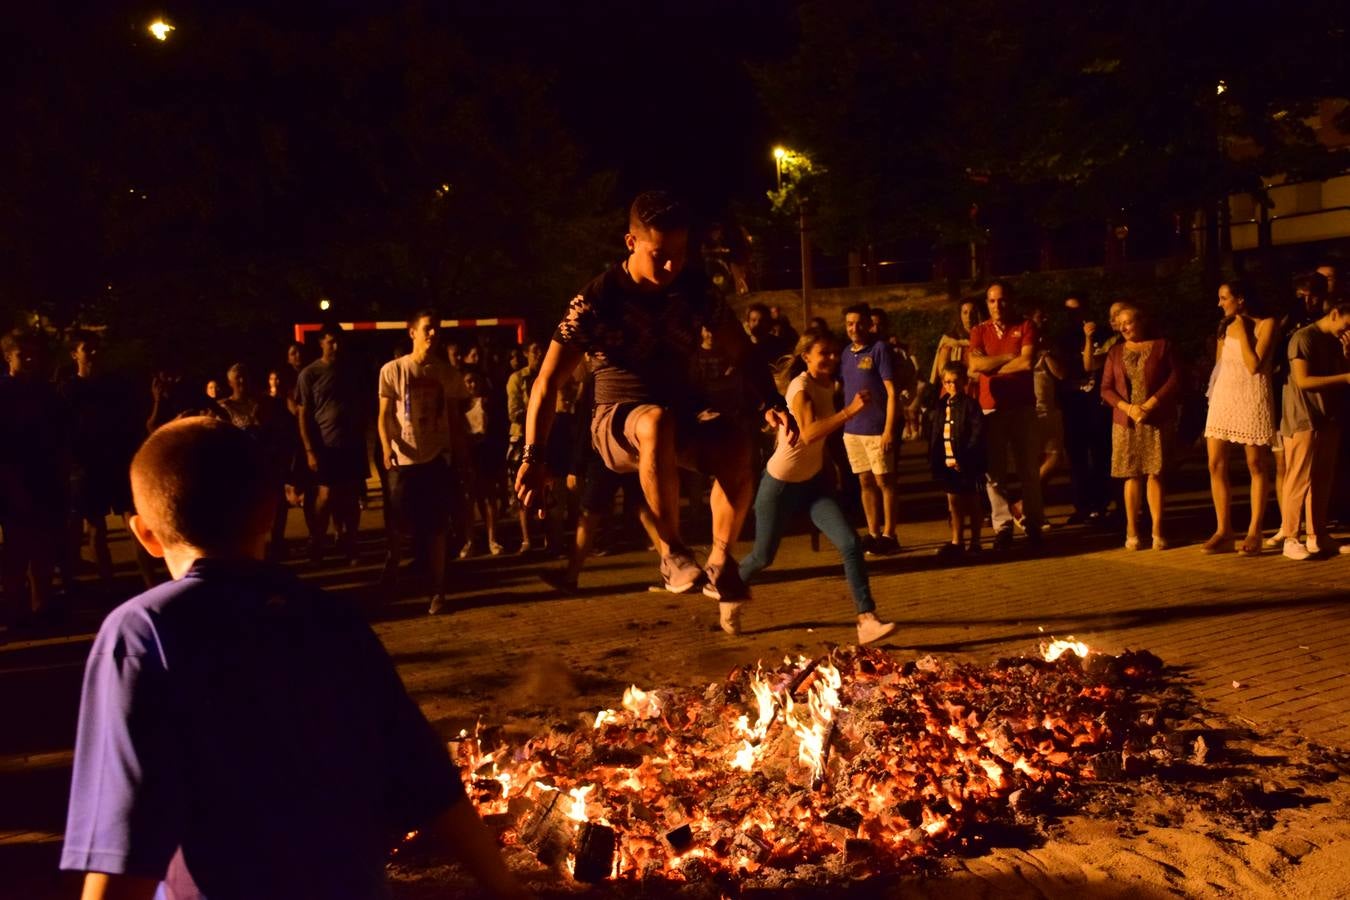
[968, 281, 1044, 549]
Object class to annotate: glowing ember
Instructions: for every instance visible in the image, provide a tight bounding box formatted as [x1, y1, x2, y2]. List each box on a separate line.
[448, 645, 1163, 887]
[1042, 637, 1090, 662]
[621, 685, 662, 719]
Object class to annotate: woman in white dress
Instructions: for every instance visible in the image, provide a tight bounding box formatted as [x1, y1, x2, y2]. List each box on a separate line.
[1202, 280, 1276, 555]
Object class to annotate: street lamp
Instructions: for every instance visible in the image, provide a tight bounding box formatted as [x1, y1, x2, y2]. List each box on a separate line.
[148, 19, 175, 41]
[319, 298, 331, 312]
[771, 145, 812, 329]
[773, 146, 787, 191]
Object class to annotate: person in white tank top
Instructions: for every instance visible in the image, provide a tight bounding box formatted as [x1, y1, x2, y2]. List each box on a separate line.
[733, 332, 898, 646]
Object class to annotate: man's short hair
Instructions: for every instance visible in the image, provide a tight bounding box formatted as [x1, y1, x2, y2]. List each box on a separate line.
[843, 303, 872, 320]
[747, 302, 770, 318]
[628, 191, 689, 234]
[987, 279, 1015, 298]
[407, 308, 439, 330]
[317, 321, 344, 340]
[67, 329, 99, 352]
[1294, 272, 1329, 297]
[130, 417, 274, 553]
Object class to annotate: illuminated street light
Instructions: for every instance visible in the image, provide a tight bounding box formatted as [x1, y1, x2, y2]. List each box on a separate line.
[148, 19, 175, 41]
[773, 146, 788, 191]
[319, 298, 331, 311]
[1216, 80, 1227, 96]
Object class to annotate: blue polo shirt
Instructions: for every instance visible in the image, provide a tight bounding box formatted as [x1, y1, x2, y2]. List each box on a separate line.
[60, 559, 464, 900]
[840, 339, 895, 436]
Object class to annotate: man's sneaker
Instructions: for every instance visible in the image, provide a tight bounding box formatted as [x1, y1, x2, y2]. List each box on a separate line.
[967, 538, 982, 554]
[719, 601, 744, 636]
[935, 542, 964, 561]
[991, 529, 1014, 551]
[540, 569, 578, 595]
[1283, 539, 1312, 561]
[857, 615, 897, 646]
[1308, 535, 1340, 555]
[660, 548, 703, 594]
[427, 594, 450, 615]
[702, 559, 750, 601]
[873, 534, 901, 556]
[1262, 531, 1288, 550]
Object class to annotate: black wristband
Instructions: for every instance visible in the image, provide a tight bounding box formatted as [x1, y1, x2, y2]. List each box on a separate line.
[521, 442, 543, 463]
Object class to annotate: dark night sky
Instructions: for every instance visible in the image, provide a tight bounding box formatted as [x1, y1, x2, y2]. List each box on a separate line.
[91, 0, 802, 216]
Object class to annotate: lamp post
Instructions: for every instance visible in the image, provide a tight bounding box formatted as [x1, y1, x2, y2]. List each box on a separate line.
[770, 145, 812, 330]
[148, 19, 175, 41]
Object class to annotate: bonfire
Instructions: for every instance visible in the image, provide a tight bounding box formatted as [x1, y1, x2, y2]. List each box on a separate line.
[428, 639, 1165, 889]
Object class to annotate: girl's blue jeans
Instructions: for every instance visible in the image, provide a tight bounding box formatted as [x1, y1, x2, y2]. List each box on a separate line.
[737, 471, 874, 614]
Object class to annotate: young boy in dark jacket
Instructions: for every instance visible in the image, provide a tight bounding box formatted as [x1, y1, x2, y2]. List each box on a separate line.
[929, 362, 987, 558]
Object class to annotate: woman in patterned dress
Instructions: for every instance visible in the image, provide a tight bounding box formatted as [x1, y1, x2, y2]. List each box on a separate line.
[1100, 305, 1183, 550]
[1202, 280, 1277, 555]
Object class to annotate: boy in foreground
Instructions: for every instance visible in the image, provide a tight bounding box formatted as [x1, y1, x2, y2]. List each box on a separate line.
[61, 417, 525, 899]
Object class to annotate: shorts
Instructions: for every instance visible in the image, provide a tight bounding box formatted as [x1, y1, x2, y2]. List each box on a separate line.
[386, 457, 453, 535]
[70, 461, 131, 519]
[313, 444, 369, 487]
[580, 451, 640, 515]
[1035, 409, 1066, 456]
[843, 433, 894, 476]
[590, 402, 735, 477]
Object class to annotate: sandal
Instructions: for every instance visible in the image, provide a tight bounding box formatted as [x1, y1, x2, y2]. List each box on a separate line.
[1238, 536, 1262, 556]
[1152, 534, 1170, 551]
[1124, 535, 1141, 551]
[1201, 533, 1234, 554]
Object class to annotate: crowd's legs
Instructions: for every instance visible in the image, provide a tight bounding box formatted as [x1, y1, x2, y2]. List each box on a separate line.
[984, 406, 1044, 545]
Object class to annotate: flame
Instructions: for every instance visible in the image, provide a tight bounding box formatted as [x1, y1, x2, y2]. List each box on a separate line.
[783, 661, 842, 781]
[566, 785, 594, 822]
[622, 685, 662, 719]
[594, 709, 618, 729]
[1043, 637, 1090, 662]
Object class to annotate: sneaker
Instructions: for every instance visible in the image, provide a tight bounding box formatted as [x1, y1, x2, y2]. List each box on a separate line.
[1283, 539, 1312, 561]
[966, 538, 982, 554]
[857, 615, 897, 646]
[861, 534, 881, 557]
[1308, 537, 1339, 556]
[872, 534, 901, 556]
[702, 559, 749, 601]
[1025, 526, 1043, 548]
[1262, 531, 1288, 550]
[1066, 511, 1091, 526]
[660, 548, 703, 594]
[1012, 515, 1027, 534]
[719, 601, 744, 636]
[488, 540, 504, 556]
[540, 569, 578, 595]
[457, 541, 474, 560]
[427, 594, 450, 615]
[991, 529, 1014, 551]
[935, 542, 965, 561]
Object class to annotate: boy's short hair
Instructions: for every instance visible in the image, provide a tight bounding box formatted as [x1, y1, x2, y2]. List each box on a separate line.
[316, 321, 344, 340]
[941, 361, 967, 379]
[628, 191, 689, 234]
[407, 308, 439, 330]
[130, 417, 274, 553]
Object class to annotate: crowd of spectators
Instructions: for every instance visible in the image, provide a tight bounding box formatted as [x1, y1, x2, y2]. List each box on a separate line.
[2, 264, 1349, 636]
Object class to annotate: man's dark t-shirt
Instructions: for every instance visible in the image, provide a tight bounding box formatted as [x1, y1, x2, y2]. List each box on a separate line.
[295, 358, 366, 449]
[61, 559, 464, 899]
[553, 264, 741, 414]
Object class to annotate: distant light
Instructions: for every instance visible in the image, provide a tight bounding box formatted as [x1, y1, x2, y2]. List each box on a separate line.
[773, 146, 787, 161]
[1216, 80, 1227, 96]
[148, 20, 175, 41]
[440, 183, 450, 192]
[319, 298, 331, 311]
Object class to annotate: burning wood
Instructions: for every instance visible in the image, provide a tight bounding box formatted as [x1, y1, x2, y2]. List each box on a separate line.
[448, 643, 1172, 888]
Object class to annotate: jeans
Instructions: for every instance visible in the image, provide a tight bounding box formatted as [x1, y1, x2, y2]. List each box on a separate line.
[738, 471, 874, 614]
[1062, 391, 1113, 515]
